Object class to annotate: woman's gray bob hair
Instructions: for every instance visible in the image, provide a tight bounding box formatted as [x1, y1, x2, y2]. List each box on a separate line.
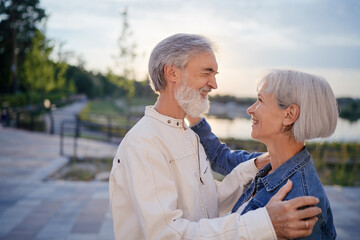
[257, 69, 338, 142]
[148, 33, 214, 93]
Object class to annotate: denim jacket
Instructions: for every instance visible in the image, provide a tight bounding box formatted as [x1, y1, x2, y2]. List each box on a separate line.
[191, 118, 262, 175]
[191, 118, 337, 240]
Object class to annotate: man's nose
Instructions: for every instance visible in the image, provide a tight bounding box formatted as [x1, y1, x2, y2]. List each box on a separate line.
[208, 76, 218, 90]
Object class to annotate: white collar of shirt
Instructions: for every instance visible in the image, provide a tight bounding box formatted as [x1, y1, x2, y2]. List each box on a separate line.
[145, 106, 185, 129]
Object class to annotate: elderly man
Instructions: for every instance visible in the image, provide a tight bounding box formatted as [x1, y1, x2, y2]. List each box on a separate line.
[109, 33, 321, 239]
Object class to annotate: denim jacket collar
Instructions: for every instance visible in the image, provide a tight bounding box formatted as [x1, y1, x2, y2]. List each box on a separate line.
[260, 147, 311, 192]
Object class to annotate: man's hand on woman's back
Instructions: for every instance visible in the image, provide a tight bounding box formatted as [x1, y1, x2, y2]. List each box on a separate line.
[266, 180, 321, 239]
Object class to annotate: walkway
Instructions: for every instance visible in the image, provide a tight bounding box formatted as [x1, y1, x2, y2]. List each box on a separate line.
[0, 127, 117, 240]
[0, 127, 359, 239]
[43, 100, 88, 135]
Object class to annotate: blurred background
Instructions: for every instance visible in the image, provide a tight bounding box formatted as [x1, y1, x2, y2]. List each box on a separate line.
[0, 0, 359, 239]
[1, 0, 360, 141]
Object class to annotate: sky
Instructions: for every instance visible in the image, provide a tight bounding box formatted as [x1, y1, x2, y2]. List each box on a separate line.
[41, 0, 360, 98]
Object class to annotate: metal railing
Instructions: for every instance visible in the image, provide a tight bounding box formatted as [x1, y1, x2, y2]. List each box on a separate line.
[59, 115, 136, 157]
[1, 104, 141, 158]
[1, 106, 47, 132]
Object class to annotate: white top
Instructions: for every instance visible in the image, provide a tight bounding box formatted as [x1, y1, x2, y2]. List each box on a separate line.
[109, 106, 276, 239]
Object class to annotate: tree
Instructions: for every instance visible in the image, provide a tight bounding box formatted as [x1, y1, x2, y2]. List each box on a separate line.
[106, 70, 134, 99]
[20, 30, 56, 92]
[0, 0, 46, 93]
[66, 66, 104, 99]
[113, 7, 137, 80]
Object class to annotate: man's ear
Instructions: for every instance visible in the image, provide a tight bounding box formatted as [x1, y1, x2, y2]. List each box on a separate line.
[164, 64, 180, 84]
[283, 104, 300, 126]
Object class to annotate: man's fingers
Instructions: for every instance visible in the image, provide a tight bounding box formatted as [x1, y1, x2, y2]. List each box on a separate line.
[296, 206, 322, 220]
[282, 217, 318, 239]
[270, 179, 293, 201]
[305, 217, 318, 229]
[287, 196, 320, 209]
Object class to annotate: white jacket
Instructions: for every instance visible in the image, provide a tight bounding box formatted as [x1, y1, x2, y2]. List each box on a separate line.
[109, 106, 276, 239]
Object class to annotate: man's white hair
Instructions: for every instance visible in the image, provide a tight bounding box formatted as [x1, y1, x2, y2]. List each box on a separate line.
[148, 33, 214, 93]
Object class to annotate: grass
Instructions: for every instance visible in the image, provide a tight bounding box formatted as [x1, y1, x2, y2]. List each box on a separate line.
[50, 157, 113, 181]
[80, 99, 125, 117]
[78, 99, 133, 126]
[128, 96, 157, 106]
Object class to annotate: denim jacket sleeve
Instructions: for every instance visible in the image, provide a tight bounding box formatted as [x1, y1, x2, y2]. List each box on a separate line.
[191, 117, 263, 175]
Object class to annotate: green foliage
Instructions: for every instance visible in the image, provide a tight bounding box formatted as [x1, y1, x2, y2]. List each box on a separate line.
[80, 99, 125, 117]
[134, 80, 157, 99]
[66, 66, 102, 99]
[0, 0, 46, 93]
[0, 90, 67, 108]
[53, 60, 69, 93]
[65, 66, 145, 100]
[306, 142, 360, 186]
[20, 30, 58, 92]
[0, 92, 29, 106]
[106, 70, 135, 99]
[338, 98, 360, 122]
[0, 1, 150, 104]
[78, 100, 134, 140]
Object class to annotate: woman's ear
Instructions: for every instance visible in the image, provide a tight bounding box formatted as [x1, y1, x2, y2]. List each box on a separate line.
[164, 64, 180, 84]
[283, 104, 300, 126]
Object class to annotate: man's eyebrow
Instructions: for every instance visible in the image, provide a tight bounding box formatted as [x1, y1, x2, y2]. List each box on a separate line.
[203, 68, 219, 74]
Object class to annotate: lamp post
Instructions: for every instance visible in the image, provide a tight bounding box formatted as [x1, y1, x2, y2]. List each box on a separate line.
[44, 99, 54, 134]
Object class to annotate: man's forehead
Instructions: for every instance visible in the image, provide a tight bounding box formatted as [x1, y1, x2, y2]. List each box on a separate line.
[185, 51, 218, 69]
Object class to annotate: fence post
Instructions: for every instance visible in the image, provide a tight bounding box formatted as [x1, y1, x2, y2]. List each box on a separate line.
[30, 112, 34, 131]
[60, 120, 64, 156]
[107, 116, 112, 142]
[49, 110, 54, 134]
[74, 115, 80, 159]
[5, 107, 10, 126]
[16, 112, 20, 128]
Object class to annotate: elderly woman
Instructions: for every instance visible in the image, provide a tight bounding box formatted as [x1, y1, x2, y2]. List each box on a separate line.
[188, 69, 337, 239]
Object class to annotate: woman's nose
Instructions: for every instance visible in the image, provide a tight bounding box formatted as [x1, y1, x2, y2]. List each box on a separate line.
[247, 103, 256, 115]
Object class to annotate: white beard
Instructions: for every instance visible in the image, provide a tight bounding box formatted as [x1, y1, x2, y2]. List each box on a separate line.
[174, 76, 211, 117]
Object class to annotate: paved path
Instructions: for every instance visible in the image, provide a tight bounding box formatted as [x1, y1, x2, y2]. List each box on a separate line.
[43, 100, 88, 135]
[0, 127, 117, 240]
[0, 127, 359, 239]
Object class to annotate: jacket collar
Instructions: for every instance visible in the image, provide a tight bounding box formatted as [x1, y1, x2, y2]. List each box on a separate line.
[145, 106, 184, 129]
[260, 147, 311, 192]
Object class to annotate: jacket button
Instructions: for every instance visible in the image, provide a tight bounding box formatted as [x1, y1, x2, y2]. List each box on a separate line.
[117, 159, 120, 163]
[167, 120, 171, 124]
